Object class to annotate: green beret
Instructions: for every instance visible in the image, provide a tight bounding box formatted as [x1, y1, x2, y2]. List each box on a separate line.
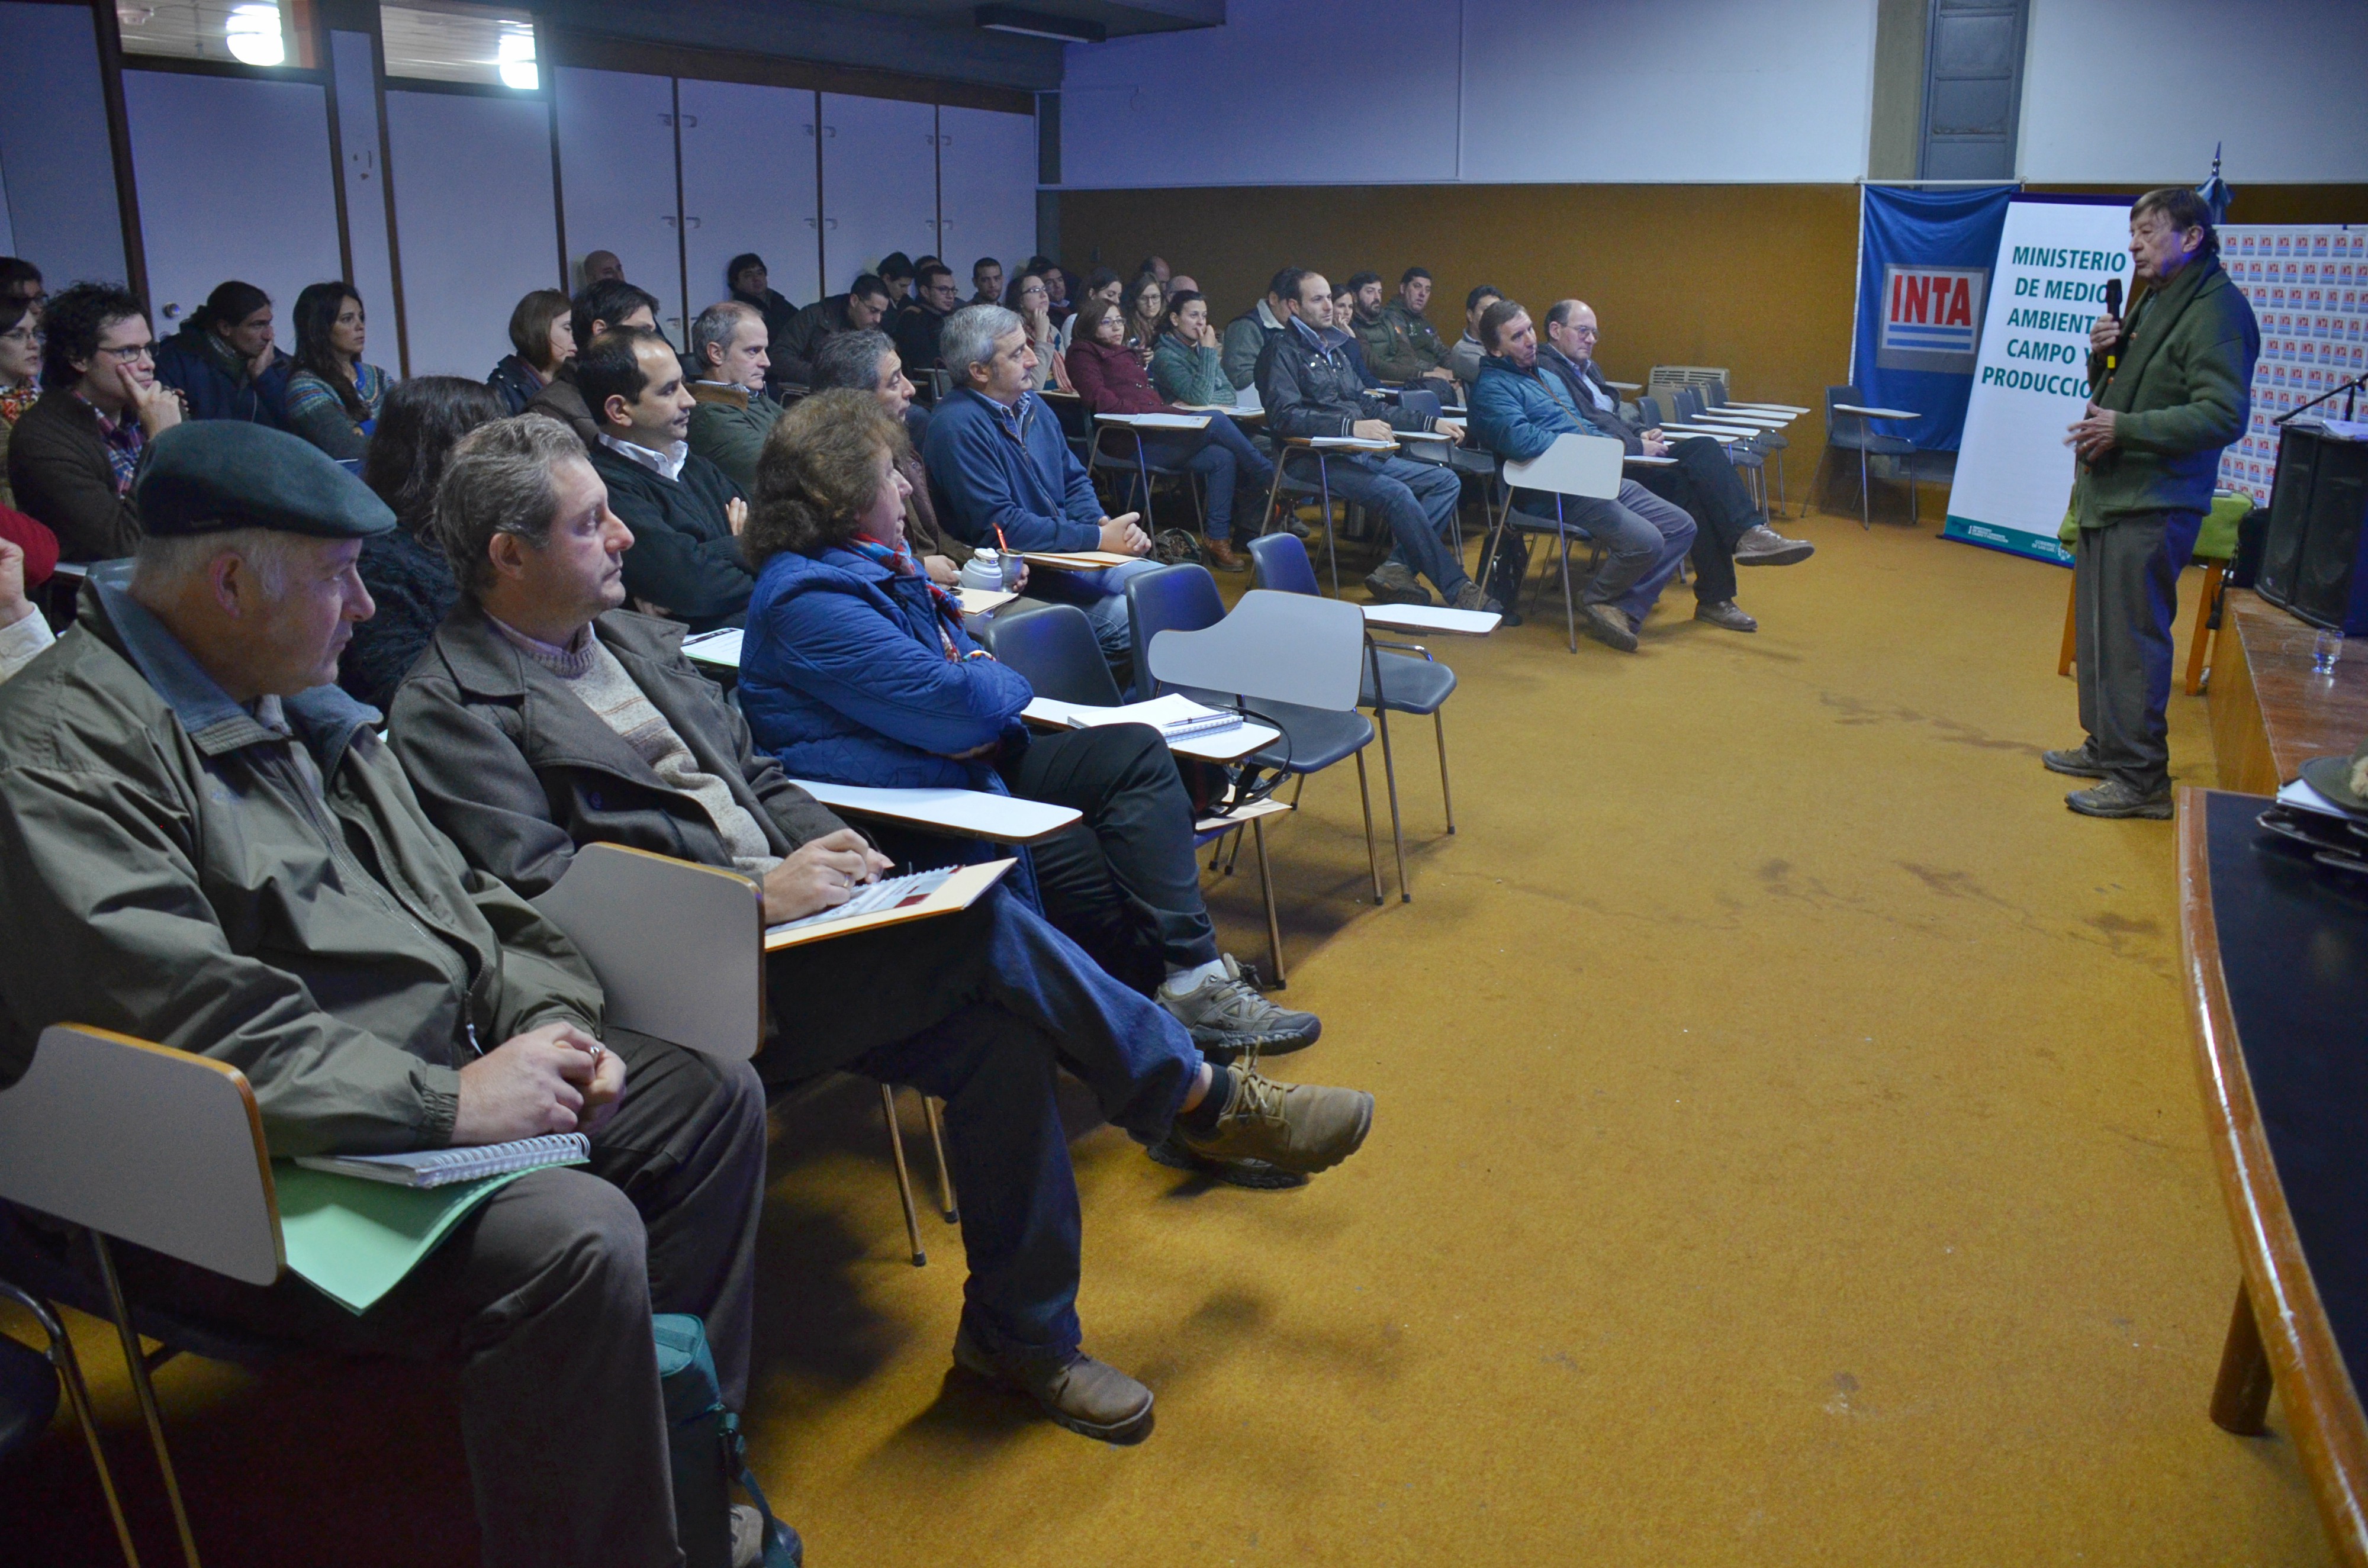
[133, 421, 395, 540]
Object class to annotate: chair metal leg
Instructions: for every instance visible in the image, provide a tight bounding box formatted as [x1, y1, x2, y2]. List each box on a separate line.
[5, 1283, 144, 1567]
[1318, 461, 1340, 597]
[1433, 707, 1454, 834]
[1250, 815, 1286, 989]
[1369, 644, 1411, 903]
[1773, 449, 1790, 519]
[91, 1234, 200, 1568]
[1858, 446, 1872, 530]
[878, 1084, 926, 1267]
[1556, 510, 1578, 654]
[1352, 750, 1384, 904]
[922, 1095, 958, 1224]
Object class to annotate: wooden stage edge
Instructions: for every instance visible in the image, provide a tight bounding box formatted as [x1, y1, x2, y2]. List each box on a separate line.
[2207, 590, 2368, 796]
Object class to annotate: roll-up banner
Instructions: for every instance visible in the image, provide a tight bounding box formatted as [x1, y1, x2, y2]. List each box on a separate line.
[1945, 194, 2135, 566]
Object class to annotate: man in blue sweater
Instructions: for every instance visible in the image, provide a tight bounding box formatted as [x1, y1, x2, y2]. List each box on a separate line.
[1466, 300, 1698, 652]
[922, 304, 1155, 658]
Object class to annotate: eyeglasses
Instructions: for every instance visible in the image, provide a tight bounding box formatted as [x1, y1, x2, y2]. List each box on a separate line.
[95, 342, 155, 361]
[0, 326, 40, 347]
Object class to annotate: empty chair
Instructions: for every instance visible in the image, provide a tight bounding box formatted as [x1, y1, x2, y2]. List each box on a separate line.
[1088, 416, 1203, 529]
[1257, 442, 1353, 595]
[1127, 566, 1408, 903]
[1249, 531, 1459, 834]
[1825, 383, 1917, 530]
[1703, 382, 1791, 517]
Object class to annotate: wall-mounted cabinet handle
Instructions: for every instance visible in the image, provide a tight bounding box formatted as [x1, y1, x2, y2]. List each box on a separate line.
[804, 217, 818, 228]
[678, 114, 698, 128]
[822, 125, 837, 138]
[661, 215, 678, 226]
[803, 123, 816, 137]
[683, 216, 702, 229]
[658, 112, 674, 125]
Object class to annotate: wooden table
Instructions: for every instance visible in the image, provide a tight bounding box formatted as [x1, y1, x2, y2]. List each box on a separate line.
[2206, 590, 2368, 795]
[2178, 787, 2368, 1566]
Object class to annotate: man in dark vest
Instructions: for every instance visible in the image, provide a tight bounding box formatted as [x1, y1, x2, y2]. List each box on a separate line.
[2051, 186, 2258, 819]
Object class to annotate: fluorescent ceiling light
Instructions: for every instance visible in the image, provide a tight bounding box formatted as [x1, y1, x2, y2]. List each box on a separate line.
[975, 5, 1106, 44]
[496, 27, 538, 90]
[225, 1, 284, 66]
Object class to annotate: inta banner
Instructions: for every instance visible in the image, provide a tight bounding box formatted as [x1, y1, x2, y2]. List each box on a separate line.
[1946, 194, 2135, 566]
[1851, 183, 2016, 452]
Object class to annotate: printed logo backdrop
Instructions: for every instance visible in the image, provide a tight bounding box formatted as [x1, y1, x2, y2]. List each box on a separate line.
[2215, 224, 2367, 505]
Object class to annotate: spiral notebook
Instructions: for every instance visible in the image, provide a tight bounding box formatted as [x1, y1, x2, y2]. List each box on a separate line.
[295, 1132, 590, 1190]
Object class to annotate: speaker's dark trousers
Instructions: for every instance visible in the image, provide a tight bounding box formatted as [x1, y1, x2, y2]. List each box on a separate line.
[2073, 508, 2203, 795]
[1629, 434, 1758, 604]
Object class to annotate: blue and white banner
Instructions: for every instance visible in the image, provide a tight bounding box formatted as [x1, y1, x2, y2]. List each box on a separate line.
[1851, 183, 2017, 452]
[1946, 195, 2136, 566]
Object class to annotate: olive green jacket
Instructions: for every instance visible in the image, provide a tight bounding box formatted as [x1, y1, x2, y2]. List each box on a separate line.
[2077, 255, 2258, 527]
[1360, 300, 1452, 384]
[0, 571, 603, 1156]
[686, 382, 781, 494]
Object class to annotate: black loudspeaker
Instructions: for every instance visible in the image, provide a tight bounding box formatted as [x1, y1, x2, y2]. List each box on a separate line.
[2257, 422, 2368, 633]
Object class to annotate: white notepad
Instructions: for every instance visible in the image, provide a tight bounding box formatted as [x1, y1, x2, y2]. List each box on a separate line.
[296, 1133, 590, 1189]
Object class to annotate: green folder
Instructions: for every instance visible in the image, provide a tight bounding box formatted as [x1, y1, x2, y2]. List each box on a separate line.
[274, 1158, 582, 1314]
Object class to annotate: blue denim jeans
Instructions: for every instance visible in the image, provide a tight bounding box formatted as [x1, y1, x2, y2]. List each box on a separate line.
[1032, 555, 1165, 658]
[1321, 453, 1470, 596]
[820, 884, 1203, 1367]
[1138, 413, 1278, 541]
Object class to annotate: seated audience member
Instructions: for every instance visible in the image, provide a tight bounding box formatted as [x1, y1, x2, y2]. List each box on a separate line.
[1058, 268, 1124, 353]
[1330, 279, 1376, 381]
[1166, 274, 1201, 298]
[1447, 284, 1502, 388]
[1122, 273, 1165, 356]
[391, 411, 1365, 1440]
[971, 256, 1005, 307]
[1067, 297, 1276, 572]
[894, 260, 963, 383]
[1136, 256, 1173, 288]
[578, 249, 625, 287]
[580, 327, 753, 632]
[1221, 269, 1301, 393]
[1150, 289, 1240, 408]
[743, 392, 1328, 1052]
[0, 257, 43, 315]
[686, 301, 780, 492]
[1262, 271, 1496, 611]
[923, 304, 1156, 657]
[8, 282, 181, 562]
[725, 252, 798, 369]
[281, 282, 391, 462]
[774, 272, 893, 387]
[1006, 270, 1069, 392]
[1467, 300, 1697, 651]
[487, 289, 574, 415]
[0, 520, 58, 682]
[155, 280, 291, 427]
[527, 279, 659, 447]
[1, 290, 44, 510]
[877, 252, 917, 306]
[810, 327, 1012, 590]
[340, 376, 506, 709]
[0, 420, 777, 1567]
[1539, 298, 1812, 629]
[1365, 267, 1458, 386]
[1041, 262, 1075, 327]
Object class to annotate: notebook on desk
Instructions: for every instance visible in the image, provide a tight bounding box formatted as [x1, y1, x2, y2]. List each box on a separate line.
[1022, 549, 1140, 571]
[1030, 692, 1244, 739]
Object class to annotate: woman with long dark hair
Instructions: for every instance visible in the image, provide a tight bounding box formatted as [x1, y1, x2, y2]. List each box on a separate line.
[153, 279, 292, 425]
[487, 288, 572, 414]
[337, 376, 506, 708]
[1121, 272, 1164, 360]
[0, 292, 42, 510]
[282, 282, 391, 460]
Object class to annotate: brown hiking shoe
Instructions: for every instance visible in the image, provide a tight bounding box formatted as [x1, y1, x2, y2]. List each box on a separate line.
[1205, 537, 1249, 572]
[1174, 1064, 1373, 1174]
[951, 1325, 1155, 1444]
[1579, 602, 1639, 652]
[1365, 561, 1433, 605]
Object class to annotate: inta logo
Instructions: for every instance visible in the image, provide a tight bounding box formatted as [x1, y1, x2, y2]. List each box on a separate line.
[1877, 265, 1986, 374]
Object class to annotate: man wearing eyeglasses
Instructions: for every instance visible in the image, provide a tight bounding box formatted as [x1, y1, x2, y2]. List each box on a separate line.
[7, 282, 182, 562]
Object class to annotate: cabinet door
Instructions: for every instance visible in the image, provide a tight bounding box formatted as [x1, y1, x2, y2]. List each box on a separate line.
[935, 105, 1037, 291]
[121, 69, 342, 334]
[819, 93, 936, 297]
[0, 0, 126, 285]
[677, 79, 819, 312]
[329, 30, 396, 346]
[384, 89, 559, 378]
[554, 66, 683, 341]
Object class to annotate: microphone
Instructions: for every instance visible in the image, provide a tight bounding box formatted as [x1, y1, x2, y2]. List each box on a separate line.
[2102, 278, 2124, 374]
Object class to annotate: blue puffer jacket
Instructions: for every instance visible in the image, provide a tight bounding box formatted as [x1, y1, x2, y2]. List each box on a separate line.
[1466, 353, 1588, 463]
[738, 543, 1036, 791]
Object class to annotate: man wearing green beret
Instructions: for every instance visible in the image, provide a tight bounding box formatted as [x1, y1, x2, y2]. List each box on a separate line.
[0, 421, 783, 1567]
[2051, 186, 2259, 820]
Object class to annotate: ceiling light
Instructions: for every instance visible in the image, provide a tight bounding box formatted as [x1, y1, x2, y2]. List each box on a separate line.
[974, 5, 1106, 44]
[497, 28, 538, 91]
[224, 1, 284, 66]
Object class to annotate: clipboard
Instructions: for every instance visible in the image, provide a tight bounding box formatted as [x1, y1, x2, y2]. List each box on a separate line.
[763, 857, 1015, 951]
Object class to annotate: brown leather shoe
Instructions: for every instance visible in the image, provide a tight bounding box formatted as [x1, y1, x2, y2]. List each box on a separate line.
[952, 1325, 1156, 1444]
[1205, 537, 1249, 572]
[1173, 1064, 1373, 1174]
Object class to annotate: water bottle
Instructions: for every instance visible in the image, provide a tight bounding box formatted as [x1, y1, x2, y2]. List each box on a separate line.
[960, 549, 1003, 593]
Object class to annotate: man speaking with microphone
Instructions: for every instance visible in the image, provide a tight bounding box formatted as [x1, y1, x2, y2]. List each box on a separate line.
[2049, 186, 2258, 819]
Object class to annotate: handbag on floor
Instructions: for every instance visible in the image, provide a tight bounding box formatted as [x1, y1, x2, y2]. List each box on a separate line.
[657, 1313, 803, 1568]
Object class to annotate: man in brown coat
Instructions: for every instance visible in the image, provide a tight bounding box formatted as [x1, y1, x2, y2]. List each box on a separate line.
[6, 282, 182, 561]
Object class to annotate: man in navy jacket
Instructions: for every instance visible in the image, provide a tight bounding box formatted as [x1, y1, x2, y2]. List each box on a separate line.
[922, 304, 1154, 658]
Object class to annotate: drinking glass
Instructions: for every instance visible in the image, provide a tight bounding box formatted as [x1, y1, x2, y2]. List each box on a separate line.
[2313, 627, 2345, 674]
